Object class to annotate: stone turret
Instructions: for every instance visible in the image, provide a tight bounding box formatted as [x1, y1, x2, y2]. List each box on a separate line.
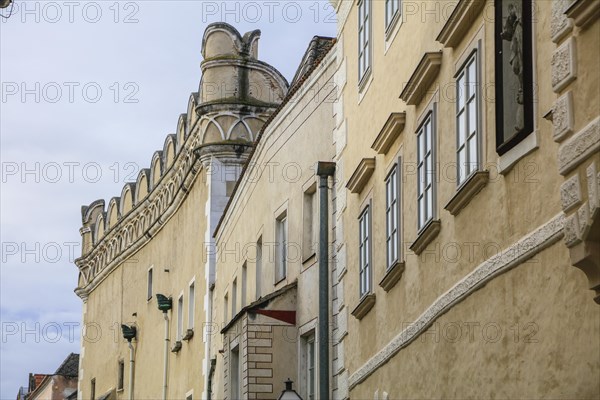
[75, 23, 288, 296]
[196, 22, 288, 158]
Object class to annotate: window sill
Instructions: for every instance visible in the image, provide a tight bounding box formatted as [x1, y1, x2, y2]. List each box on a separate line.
[351, 293, 376, 320]
[409, 219, 441, 255]
[379, 260, 405, 292]
[171, 341, 182, 353]
[302, 252, 317, 266]
[384, 13, 403, 54]
[274, 276, 287, 287]
[498, 130, 538, 174]
[444, 170, 489, 216]
[117, 389, 124, 393]
[358, 68, 374, 105]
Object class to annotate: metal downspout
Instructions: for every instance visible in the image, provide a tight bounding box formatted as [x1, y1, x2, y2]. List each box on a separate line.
[317, 161, 336, 400]
[163, 312, 169, 400]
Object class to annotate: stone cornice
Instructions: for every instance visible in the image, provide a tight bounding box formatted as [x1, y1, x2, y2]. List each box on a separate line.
[346, 158, 376, 194]
[444, 170, 489, 216]
[351, 293, 376, 320]
[371, 112, 406, 155]
[399, 52, 442, 106]
[565, 0, 600, 29]
[436, 0, 486, 48]
[409, 219, 441, 255]
[349, 213, 565, 389]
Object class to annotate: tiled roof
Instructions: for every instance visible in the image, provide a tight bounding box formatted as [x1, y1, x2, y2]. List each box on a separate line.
[290, 36, 337, 87]
[54, 353, 79, 377]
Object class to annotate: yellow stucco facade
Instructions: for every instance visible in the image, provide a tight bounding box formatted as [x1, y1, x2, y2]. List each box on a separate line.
[330, 0, 599, 398]
[74, 2, 599, 399]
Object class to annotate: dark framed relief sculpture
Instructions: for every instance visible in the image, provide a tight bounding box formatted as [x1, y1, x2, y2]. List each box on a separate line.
[494, 0, 534, 155]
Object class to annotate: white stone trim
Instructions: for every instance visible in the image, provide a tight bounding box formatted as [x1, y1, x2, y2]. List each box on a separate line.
[348, 213, 565, 390]
[552, 37, 577, 93]
[552, 91, 574, 142]
[498, 130, 539, 174]
[551, 0, 573, 43]
[558, 117, 600, 175]
[560, 174, 582, 212]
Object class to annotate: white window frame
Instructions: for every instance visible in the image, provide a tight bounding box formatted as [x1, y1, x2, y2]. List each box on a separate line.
[275, 211, 288, 283]
[147, 267, 153, 301]
[385, 162, 401, 269]
[241, 263, 247, 308]
[117, 359, 124, 391]
[358, 203, 372, 297]
[302, 333, 316, 400]
[188, 279, 195, 330]
[224, 293, 228, 323]
[456, 50, 481, 185]
[302, 180, 318, 262]
[417, 108, 436, 231]
[176, 293, 184, 341]
[358, 0, 372, 84]
[255, 236, 262, 300]
[231, 278, 237, 317]
[230, 344, 240, 400]
[385, 0, 400, 31]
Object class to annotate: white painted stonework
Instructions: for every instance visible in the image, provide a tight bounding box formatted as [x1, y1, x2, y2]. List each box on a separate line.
[558, 116, 600, 175]
[551, 0, 573, 43]
[552, 90, 574, 142]
[551, 37, 577, 93]
[561, 174, 582, 212]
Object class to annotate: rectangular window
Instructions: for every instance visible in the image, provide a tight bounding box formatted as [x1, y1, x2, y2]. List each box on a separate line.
[417, 112, 435, 230]
[456, 52, 480, 185]
[358, 0, 371, 82]
[147, 268, 153, 300]
[241, 263, 247, 308]
[230, 346, 240, 400]
[224, 294, 228, 323]
[495, 0, 534, 154]
[90, 378, 96, 400]
[359, 205, 371, 297]
[232, 279, 237, 317]
[385, 0, 400, 30]
[117, 360, 124, 391]
[303, 185, 318, 261]
[188, 282, 195, 330]
[276, 212, 288, 282]
[256, 237, 262, 299]
[385, 163, 401, 269]
[303, 334, 316, 400]
[177, 295, 183, 341]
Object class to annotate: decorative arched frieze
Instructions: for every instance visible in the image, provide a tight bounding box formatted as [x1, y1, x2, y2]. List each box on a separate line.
[107, 197, 121, 230]
[151, 151, 164, 188]
[202, 119, 226, 143]
[94, 213, 105, 243]
[135, 169, 150, 202]
[120, 183, 136, 216]
[186, 93, 199, 132]
[164, 134, 178, 169]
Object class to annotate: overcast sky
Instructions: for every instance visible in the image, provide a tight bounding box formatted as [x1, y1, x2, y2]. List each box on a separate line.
[0, 1, 335, 397]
